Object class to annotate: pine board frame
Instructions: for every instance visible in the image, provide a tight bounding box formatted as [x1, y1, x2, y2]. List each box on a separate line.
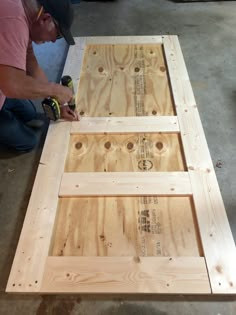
[6, 36, 236, 295]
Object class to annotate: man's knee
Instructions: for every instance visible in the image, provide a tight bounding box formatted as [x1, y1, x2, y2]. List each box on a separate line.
[14, 135, 37, 152]
[3, 98, 37, 122]
[17, 100, 37, 122]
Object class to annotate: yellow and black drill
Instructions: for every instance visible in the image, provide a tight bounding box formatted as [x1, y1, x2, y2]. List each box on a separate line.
[42, 75, 76, 121]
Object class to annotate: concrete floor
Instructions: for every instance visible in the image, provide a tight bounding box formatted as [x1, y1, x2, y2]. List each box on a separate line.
[0, 0, 236, 314]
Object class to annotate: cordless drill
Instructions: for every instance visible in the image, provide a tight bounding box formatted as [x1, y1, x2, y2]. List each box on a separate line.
[42, 75, 76, 121]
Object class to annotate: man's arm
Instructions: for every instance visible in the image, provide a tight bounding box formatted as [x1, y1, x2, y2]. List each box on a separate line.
[26, 44, 48, 83]
[0, 64, 71, 105]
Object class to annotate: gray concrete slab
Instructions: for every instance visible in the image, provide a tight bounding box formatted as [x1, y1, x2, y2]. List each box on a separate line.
[0, 0, 236, 314]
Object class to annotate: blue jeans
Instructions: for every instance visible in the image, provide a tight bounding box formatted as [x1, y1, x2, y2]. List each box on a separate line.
[0, 98, 37, 151]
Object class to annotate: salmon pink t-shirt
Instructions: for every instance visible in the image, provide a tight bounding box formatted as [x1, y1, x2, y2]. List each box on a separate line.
[0, 0, 31, 109]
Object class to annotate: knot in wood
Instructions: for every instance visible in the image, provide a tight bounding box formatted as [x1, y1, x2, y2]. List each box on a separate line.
[156, 142, 164, 150]
[75, 142, 82, 150]
[104, 141, 111, 149]
[127, 142, 134, 150]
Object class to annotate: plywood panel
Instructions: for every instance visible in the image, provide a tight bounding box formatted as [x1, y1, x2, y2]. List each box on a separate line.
[65, 133, 185, 172]
[77, 44, 175, 117]
[51, 197, 201, 257]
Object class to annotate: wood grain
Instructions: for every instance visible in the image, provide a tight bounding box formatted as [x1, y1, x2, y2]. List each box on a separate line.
[51, 196, 201, 257]
[41, 257, 211, 294]
[76, 44, 175, 117]
[65, 133, 185, 172]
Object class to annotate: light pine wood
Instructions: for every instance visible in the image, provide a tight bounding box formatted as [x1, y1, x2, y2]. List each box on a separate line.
[6, 122, 71, 293]
[76, 43, 175, 117]
[51, 196, 202, 257]
[59, 172, 192, 197]
[41, 257, 211, 294]
[71, 116, 180, 134]
[65, 133, 185, 172]
[163, 35, 236, 294]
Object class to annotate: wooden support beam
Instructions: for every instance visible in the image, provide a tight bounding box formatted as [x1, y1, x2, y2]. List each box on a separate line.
[71, 116, 180, 134]
[83, 36, 164, 45]
[6, 122, 72, 293]
[59, 172, 192, 197]
[163, 35, 236, 294]
[41, 256, 211, 294]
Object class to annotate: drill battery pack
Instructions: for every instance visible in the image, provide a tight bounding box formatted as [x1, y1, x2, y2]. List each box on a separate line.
[42, 98, 60, 121]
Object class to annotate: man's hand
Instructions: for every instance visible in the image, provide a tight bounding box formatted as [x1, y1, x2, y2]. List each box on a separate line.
[52, 84, 73, 105]
[60, 105, 80, 121]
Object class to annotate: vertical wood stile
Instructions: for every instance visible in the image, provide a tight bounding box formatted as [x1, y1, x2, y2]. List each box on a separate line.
[163, 35, 236, 294]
